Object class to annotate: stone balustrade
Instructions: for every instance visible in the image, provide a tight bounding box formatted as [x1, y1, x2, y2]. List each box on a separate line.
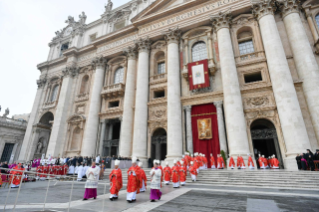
[101, 83, 125, 98]
[0, 117, 27, 129]
[150, 73, 167, 85]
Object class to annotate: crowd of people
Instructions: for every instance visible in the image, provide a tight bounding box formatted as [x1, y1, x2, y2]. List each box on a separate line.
[296, 149, 319, 171]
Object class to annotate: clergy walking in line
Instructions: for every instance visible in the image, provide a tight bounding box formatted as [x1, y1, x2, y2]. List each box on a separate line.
[189, 161, 197, 182]
[83, 161, 99, 201]
[149, 160, 162, 202]
[163, 162, 171, 185]
[210, 154, 216, 169]
[247, 154, 255, 169]
[217, 154, 224, 169]
[126, 157, 140, 203]
[237, 156, 246, 169]
[179, 161, 187, 186]
[171, 160, 180, 188]
[258, 154, 265, 169]
[10, 163, 24, 188]
[109, 160, 123, 201]
[138, 162, 147, 192]
[272, 155, 280, 169]
[229, 155, 235, 169]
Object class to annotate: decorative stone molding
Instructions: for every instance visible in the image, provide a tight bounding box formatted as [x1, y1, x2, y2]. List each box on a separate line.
[252, 0, 276, 21]
[67, 114, 86, 129]
[134, 37, 151, 53]
[123, 46, 137, 60]
[62, 65, 79, 77]
[279, 0, 300, 18]
[162, 27, 181, 44]
[91, 56, 107, 69]
[37, 77, 47, 89]
[183, 105, 192, 112]
[213, 101, 223, 108]
[210, 10, 232, 31]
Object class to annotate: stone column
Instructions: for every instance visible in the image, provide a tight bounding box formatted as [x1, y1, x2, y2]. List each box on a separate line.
[119, 46, 137, 157]
[108, 123, 113, 140]
[214, 101, 227, 155]
[252, 0, 311, 169]
[19, 77, 47, 162]
[304, 7, 319, 54]
[47, 66, 79, 157]
[210, 12, 250, 157]
[99, 120, 106, 155]
[82, 56, 107, 157]
[131, 38, 151, 164]
[280, 0, 319, 146]
[184, 105, 193, 154]
[163, 28, 183, 163]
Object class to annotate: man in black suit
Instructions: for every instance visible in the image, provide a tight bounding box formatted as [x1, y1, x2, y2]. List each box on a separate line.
[78, 156, 83, 164]
[1, 161, 9, 173]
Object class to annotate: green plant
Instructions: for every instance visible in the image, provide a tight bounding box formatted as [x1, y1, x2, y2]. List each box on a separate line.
[220, 150, 227, 168]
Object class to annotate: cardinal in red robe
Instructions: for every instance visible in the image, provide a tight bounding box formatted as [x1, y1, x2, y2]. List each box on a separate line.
[229, 156, 235, 169]
[10, 163, 25, 188]
[237, 156, 246, 169]
[36, 165, 42, 180]
[163, 162, 171, 184]
[258, 154, 265, 169]
[272, 155, 280, 169]
[217, 154, 224, 169]
[262, 155, 269, 169]
[109, 160, 123, 201]
[138, 162, 147, 192]
[189, 161, 197, 182]
[247, 154, 255, 169]
[179, 161, 187, 186]
[210, 153, 216, 169]
[171, 160, 180, 188]
[126, 157, 140, 203]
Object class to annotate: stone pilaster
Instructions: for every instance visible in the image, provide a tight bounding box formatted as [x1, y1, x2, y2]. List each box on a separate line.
[213, 101, 227, 155]
[119, 46, 137, 157]
[82, 56, 107, 157]
[99, 120, 107, 155]
[184, 105, 193, 154]
[253, 0, 311, 169]
[279, 0, 319, 147]
[19, 76, 47, 162]
[131, 38, 151, 164]
[47, 65, 79, 157]
[210, 11, 250, 157]
[304, 8, 319, 54]
[163, 28, 183, 163]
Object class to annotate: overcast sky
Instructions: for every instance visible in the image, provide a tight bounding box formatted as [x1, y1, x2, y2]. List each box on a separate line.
[0, 0, 129, 117]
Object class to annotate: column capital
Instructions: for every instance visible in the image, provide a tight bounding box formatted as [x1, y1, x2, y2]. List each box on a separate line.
[210, 10, 232, 32]
[279, 0, 300, 18]
[62, 65, 79, 78]
[123, 46, 137, 60]
[183, 105, 192, 112]
[91, 56, 107, 69]
[214, 101, 223, 108]
[36, 77, 47, 89]
[134, 37, 151, 53]
[163, 27, 181, 44]
[252, 0, 276, 21]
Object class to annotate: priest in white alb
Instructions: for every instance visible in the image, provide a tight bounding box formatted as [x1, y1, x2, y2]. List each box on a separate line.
[83, 161, 99, 200]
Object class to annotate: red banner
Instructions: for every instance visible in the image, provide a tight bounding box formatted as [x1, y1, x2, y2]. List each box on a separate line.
[188, 59, 210, 90]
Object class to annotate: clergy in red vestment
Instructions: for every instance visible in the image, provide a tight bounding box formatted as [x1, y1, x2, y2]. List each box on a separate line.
[163, 162, 171, 185]
[272, 155, 280, 169]
[258, 154, 265, 169]
[62, 163, 69, 177]
[49, 164, 55, 178]
[10, 163, 25, 188]
[210, 153, 216, 169]
[171, 160, 180, 188]
[109, 160, 123, 201]
[126, 157, 140, 203]
[247, 154, 255, 169]
[179, 161, 187, 186]
[189, 161, 197, 182]
[36, 165, 42, 180]
[40, 163, 48, 181]
[138, 162, 147, 192]
[217, 154, 224, 169]
[237, 156, 246, 169]
[229, 155, 235, 169]
[262, 155, 269, 169]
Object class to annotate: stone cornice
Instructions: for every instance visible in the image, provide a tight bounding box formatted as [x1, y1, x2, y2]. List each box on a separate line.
[210, 10, 232, 32]
[252, 0, 276, 21]
[134, 37, 151, 53]
[162, 27, 181, 44]
[279, 0, 301, 18]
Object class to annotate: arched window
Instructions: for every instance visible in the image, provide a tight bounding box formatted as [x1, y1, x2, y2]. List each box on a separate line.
[50, 85, 59, 102]
[80, 75, 89, 94]
[192, 41, 208, 62]
[237, 30, 254, 55]
[316, 14, 319, 28]
[114, 67, 124, 84]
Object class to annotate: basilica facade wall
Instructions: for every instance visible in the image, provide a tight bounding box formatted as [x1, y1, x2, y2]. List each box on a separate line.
[18, 0, 319, 170]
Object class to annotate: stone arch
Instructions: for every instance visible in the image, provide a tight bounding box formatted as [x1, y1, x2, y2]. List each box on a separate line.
[191, 41, 208, 62]
[151, 128, 167, 161]
[154, 51, 166, 75]
[80, 75, 90, 94]
[39, 112, 54, 126]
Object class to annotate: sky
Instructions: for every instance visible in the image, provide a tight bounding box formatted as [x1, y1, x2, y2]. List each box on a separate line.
[0, 0, 129, 117]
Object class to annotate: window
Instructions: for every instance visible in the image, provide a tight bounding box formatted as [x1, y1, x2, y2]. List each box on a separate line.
[154, 90, 165, 98]
[60, 43, 69, 56]
[114, 67, 124, 84]
[316, 14, 319, 28]
[50, 85, 59, 102]
[109, 101, 119, 108]
[192, 41, 208, 62]
[244, 72, 262, 83]
[239, 40, 254, 55]
[157, 62, 165, 74]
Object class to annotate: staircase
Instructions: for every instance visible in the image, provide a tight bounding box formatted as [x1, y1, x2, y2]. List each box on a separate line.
[104, 168, 319, 190]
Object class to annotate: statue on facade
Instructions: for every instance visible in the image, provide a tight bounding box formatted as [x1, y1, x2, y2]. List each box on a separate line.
[65, 16, 75, 24]
[36, 141, 43, 154]
[105, 0, 113, 13]
[2, 108, 9, 118]
[79, 12, 87, 25]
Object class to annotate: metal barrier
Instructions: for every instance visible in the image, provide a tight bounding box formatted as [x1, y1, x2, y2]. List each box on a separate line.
[0, 167, 111, 212]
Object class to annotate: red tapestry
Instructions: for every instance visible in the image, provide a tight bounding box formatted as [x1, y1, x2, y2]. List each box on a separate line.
[191, 104, 220, 168]
[188, 59, 210, 90]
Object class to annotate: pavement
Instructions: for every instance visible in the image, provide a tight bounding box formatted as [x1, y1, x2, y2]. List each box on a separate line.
[0, 177, 319, 212]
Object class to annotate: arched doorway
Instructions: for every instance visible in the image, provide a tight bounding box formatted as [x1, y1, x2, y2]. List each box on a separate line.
[250, 119, 284, 169]
[151, 128, 167, 161]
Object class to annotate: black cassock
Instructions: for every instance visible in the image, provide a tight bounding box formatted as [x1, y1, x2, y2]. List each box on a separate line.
[295, 156, 302, 170]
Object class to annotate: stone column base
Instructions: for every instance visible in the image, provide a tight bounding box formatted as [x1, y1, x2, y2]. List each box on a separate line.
[283, 157, 299, 170]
